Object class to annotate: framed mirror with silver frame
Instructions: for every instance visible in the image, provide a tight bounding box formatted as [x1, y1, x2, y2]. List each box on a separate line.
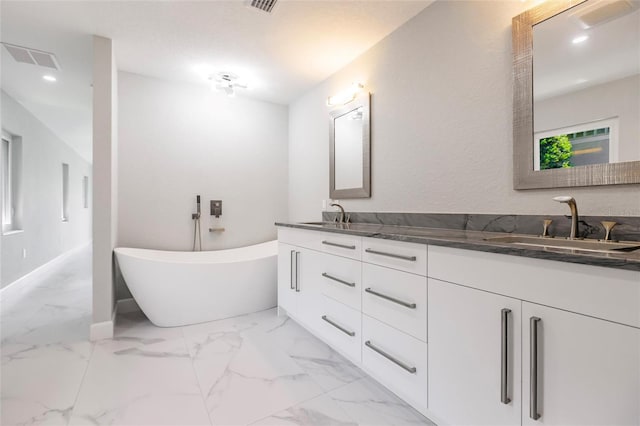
[329, 92, 371, 198]
[512, 0, 640, 189]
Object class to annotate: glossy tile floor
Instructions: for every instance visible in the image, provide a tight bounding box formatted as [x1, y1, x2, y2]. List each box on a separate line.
[1, 246, 435, 426]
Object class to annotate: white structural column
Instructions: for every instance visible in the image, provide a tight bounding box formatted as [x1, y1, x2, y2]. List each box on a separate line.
[91, 35, 118, 340]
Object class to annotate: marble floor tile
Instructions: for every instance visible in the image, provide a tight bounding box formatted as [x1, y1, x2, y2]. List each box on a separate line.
[248, 316, 365, 392]
[250, 394, 357, 426]
[1, 341, 93, 426]
[327, 377, 436, 426]
[68, 338, 210, 426]
[185, 321, 325, 425]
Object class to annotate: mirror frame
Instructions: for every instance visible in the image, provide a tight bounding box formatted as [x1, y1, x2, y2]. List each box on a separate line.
[329, 92, 371, 199]
[512, 0, 640, 189]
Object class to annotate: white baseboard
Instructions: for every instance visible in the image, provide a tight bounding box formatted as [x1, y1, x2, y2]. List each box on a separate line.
[90, 297, 141, 341]
[116, 297, 140, 314]
[89, 318, 114, 341]
[1, 242, 91, 294]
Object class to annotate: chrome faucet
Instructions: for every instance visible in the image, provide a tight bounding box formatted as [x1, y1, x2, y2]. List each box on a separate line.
[553, 196, 579, 239]
[330, 203, 346, 223]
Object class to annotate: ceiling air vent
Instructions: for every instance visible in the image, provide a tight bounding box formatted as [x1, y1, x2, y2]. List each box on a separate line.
[246, 0, 278, 14]
[1, 43, 61, 70]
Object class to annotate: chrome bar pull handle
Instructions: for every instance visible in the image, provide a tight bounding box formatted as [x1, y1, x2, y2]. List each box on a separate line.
[365, 340, 417, 374]
[295, 251, 300, 292]
[322, 272, 355, 287]
[501, 308, 512, 405]
[365, 248, 417, 261]
[365, 288, 416, 309]
[290, 250, 295, 290]
[530, 316, 542, 420]
[321, 315, 355, 336]
[322, 240, 356, 250]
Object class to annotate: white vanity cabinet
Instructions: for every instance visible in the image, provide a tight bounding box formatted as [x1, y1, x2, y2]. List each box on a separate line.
[521, 303, 640, 426]
[428, 245, 640, 426]
[277, 243, 320, 328]
[428, 278, 522, 426]
[277, 242, 298, 318]
[278, 226, 640, 426]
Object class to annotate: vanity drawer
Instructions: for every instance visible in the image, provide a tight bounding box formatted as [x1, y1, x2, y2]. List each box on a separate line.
[362, 314, 428, 415]
[363, 263, 427, 342]
[317, 253, 362, 311]
[362, 237, 427, 276]
[316, 295, 362, 364]
[316, 232, 362, 261]
[278, 227, 362, 260]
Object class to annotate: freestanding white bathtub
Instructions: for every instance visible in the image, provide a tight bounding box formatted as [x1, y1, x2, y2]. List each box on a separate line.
[114, 241, 277, 327]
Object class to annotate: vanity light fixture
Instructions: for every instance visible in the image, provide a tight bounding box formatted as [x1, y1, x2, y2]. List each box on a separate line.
[327, 82, 364, 106]
[42, 75, 57, 82]
[572, 35, 589, 44]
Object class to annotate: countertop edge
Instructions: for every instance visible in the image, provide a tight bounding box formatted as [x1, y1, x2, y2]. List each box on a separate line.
[275, 222, 640, 272]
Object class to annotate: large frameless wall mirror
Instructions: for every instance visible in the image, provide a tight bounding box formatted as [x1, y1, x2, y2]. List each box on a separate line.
[329, 92, 371, 198]
[513, 0, 640, 189]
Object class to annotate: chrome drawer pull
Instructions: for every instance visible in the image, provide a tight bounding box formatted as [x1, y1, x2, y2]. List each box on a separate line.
[365, 340, 417, 374]
[322, 272, 356, 288]
[321, 315, 355, 337]
[530, 316, 541, 420]
[365, 288, 416, 309]
[322, 240, 356, 250]
[290, 250, 295, 290]
[501, 308, 512, 405]
[365, 248, 417, 261]
[295, 251, 300, 293]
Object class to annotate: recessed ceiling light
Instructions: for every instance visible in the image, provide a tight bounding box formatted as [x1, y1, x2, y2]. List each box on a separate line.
[572, 35, 589, 44]
[43, 75, 57, 82]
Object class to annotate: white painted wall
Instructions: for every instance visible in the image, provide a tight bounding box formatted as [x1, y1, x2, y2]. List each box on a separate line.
[1, 91, 92, 287]
[535, 74, 640, 163]
[92, 35, 118, 330]
[117, 72, 288, 254]
[288, 0, 640, 221]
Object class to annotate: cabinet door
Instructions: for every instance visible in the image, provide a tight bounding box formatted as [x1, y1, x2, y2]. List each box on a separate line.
[522, 303, 640, 426]
[428, 279, 522, 426]
[293, 248, 322, 331]
[277, 243, 298, 317]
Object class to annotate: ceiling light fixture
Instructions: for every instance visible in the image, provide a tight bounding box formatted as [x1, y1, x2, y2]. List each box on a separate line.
[327, 82, 364, 106]
[210, 72, 248, 97]
[572, 35, 589, 44]
[43, 75, 57, 82]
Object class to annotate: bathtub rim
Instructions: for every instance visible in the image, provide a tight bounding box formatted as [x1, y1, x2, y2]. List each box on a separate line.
[114, 240, 277, 265]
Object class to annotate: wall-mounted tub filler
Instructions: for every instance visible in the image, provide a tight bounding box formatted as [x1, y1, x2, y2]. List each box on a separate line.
[192, 195, 202, 251]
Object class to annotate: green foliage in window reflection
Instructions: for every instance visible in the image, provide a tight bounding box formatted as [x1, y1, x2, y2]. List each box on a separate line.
[540, 135, 573, 170]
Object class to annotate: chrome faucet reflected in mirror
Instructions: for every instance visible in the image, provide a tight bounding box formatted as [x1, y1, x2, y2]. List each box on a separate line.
[553, 196, 579, 239]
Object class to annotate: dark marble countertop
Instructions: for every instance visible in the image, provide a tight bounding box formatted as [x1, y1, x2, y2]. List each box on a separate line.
[275, 221, 640, 272]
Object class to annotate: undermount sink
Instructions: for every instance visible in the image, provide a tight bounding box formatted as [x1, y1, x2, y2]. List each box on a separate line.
[485, 235, 640, 253]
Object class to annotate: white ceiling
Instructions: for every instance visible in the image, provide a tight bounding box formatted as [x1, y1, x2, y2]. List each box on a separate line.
[533, 0, 640, 101]
[1, 0, 435, 163]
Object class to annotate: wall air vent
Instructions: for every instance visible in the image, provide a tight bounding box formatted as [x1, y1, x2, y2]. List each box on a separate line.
[1, 43, 61, 70]
[246, 0, 278, 14]
[570, 0, 638, 29]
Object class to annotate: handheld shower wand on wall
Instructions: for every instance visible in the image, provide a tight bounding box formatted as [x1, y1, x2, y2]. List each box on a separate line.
[192, 195, 202, 251]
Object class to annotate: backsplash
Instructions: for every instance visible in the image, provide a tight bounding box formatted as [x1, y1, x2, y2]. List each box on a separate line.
[321, 212, 640, 242]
